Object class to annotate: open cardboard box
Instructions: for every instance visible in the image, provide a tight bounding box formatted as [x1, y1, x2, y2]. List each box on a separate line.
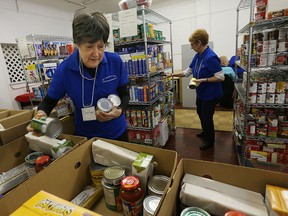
[0, 138, 177, 216]
[0, 134, 87, 172]
[0, 110, 28, 120]
[0, 110, 34, 145]
[158, 158, 288, 216]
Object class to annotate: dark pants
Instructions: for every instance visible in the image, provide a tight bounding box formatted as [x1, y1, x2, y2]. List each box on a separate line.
[115, 129, 128, 142]
[196, 98, 219, 144]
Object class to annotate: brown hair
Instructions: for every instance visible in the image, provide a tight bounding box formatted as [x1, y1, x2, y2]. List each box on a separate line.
[189, 29, 209, 45]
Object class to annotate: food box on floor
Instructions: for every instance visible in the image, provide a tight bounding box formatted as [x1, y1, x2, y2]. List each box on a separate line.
[10, 190, 101, 216]
[158, 158, 288, 216]
[0, 134, 87, 172]
[0, 110, 34, 145]
[0, 137, 177, 216]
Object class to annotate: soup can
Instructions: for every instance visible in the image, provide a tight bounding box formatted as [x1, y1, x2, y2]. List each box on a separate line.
[102, 165, 125, 211]
[31, 116, 62, 138]
[89, 162, 107, 187]
[143, 195, 161, 216]
[108, 94, 121, 107]
[180, 207, 211, 216]
[148, 175, 170, 196]
[97, 98, 113, 112]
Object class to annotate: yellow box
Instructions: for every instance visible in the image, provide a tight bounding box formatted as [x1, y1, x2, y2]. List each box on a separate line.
[11, 190, 101, 216]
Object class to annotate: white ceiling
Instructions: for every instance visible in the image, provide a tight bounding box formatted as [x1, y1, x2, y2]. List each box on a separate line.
[21, 0, 166, 14]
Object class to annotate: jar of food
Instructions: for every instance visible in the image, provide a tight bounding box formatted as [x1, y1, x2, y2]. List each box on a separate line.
[225, 210, 246, 216]
[120, 176, 144, 216]
[35, 155, 51, 173]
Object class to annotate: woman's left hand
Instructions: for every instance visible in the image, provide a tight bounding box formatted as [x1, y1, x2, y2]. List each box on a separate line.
[96, 107, 123, 122]
[195, 78, 207, 86]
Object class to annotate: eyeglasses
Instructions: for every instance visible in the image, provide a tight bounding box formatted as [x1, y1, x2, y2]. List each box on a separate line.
[190, 42, 196, 47]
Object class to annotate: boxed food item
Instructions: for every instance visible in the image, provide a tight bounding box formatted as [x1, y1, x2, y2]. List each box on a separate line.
[11, 190, 101, 216]
[0, 137, 177, 215]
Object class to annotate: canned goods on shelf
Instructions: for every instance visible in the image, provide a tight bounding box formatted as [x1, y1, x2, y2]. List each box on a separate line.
[108, 94, 121, 107]
[180, 207, 211, 216]
[148, 175, 170, 196]
[97, 98, 113, 112]
[143, 195, 161, 216]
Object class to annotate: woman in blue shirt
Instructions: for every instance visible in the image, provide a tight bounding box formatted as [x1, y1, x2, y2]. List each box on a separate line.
[175, 29, 224, 150]
[28, 12, 129, 141]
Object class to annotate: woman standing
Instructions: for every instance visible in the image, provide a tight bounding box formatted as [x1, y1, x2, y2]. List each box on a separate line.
[175, 29, 224, 150]
[28, 12, 129, 141]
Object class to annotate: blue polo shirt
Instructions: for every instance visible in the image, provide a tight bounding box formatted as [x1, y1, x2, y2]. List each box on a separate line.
[47, 49, 128, 139]
[189, 46, 223, 100]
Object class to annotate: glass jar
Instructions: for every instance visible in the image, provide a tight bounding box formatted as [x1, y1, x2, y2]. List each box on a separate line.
[120, 176, 144, 216]
[35, 155, 51, 173]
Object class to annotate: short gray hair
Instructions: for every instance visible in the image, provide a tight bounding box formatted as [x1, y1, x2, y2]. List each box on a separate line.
[72, 12, 110, 45]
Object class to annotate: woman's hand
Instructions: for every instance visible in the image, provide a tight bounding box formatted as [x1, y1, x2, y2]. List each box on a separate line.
[195, 78, 208, 86]
[96, 107, 123, 122]
[26, 110, 47, 136]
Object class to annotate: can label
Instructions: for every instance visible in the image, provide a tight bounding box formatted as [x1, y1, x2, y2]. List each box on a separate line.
[102, 180, 122, 211]
[31, 116, 49, 133]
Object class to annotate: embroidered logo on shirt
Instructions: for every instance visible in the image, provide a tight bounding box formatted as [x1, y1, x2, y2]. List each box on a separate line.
[103, 75, 117, 83]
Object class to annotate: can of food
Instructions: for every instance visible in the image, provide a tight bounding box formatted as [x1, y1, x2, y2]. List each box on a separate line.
[31, 116, 62, 138]
[275, 93, 285, 104]
[108, 94, 121, 107]
[225, 210, 246, 216]
[148, 175, 170, 196]
[25, 152, 43, 178]
[97, 98, 113, 112]
[180, 207, 211, 216]
[89, 162, 107, 187]
[143, 195, 161, 216]
[35, 155, 51, 173]
[102, 165, 125, 211]
[249, 93, 257, 103]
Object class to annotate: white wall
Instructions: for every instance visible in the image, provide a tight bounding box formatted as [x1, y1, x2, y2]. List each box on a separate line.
[0, 0, 74, 109]
[152, 0, 250, 71]
[0, 0, 250, 109]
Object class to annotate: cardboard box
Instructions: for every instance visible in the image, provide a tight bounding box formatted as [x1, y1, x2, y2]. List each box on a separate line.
[158, 159, 288, 216]
[0, 110, 29, 120]
[11, 190, 101, 216]
[0, 138, 177, 216]
[0, 134, 87, 173]
[0, 110, 34, 145]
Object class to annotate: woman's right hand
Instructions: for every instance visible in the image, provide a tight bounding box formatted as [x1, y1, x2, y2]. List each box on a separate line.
[26, 110, 47, 136]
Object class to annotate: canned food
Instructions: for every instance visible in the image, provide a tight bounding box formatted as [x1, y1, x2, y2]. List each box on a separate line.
[104, 165, 125, 186]
[180, 207, 211, 216]
[108, 94, 121, 107]
[31, 116, 62, 138]
[143, 195, 161, 216]
[97, 98, 113, 112]
[148, 175, 170, 196]
[102, 165, 125, 211]
[89, 162, 107, 187]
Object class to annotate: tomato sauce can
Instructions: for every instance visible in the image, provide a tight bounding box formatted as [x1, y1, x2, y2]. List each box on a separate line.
[31, 116, 62, 138]
[120, 176, 144, 216]
[102, 165, 125, 211]
[143, 195, 161, 216]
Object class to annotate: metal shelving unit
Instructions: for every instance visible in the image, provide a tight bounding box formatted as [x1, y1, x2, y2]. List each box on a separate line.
[234, 0, 288, 171]
[113, 6, 174, 147]
[16, 34, 73, 112]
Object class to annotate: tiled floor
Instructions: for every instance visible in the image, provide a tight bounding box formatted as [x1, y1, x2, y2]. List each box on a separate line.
[164, 105, 239, 165]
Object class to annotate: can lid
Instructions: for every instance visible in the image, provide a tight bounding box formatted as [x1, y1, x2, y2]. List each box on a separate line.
[121, 176, 139, 190]
[104, 166, 125, 184]
[35, 155, 51, 166]
[108, 94, 121, 107]
[97, 98, 113, 112]
[45, 118, 63, 138]
[180, 207, 211, 216]
[143, 195, 161, 215]
[224, 211, 246, 216]
[148, 175, 170, 196]
[25, 152, 44, 165]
